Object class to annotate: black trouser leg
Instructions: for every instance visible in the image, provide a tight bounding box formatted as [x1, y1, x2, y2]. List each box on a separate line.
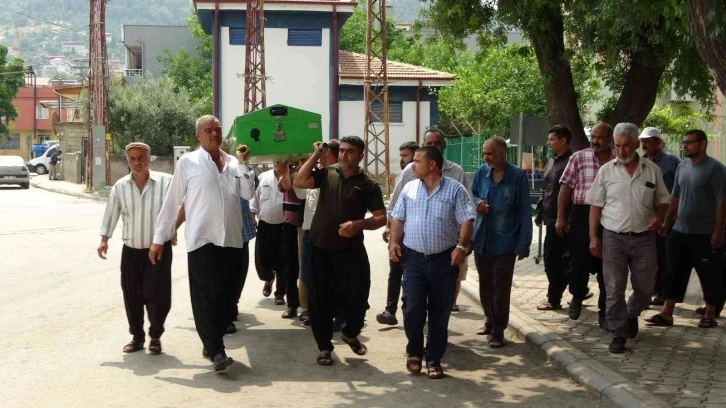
[281, 223, 300, 309]
[544, 225, 568, 305]
[230, 242, 250, 321]
[385, 260, 404, 314]
[653, 233, 668, 299]
[338, 245, 371, 340]
[121, 245, 147, 343]
[567, 205, 605, 315]
[188, 244, 239, 359]
[145, 241, 173, 340]
[309, 245, 335, 351]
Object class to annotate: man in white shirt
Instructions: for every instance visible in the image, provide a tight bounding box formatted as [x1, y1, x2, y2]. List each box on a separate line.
[149, 115, 255, 372]
[98, 142, 174, 355]
[250, 163, 286, 305]
[586, 123, 670, 354]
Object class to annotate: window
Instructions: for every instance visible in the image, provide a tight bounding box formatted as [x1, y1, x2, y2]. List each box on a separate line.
[229, 28, 245, 45]
[287, 29, 322, 46]
[370, 101, 403, 124]
[38, 135, 50, 144]
[36, 106, 49, 120]
[2, 133, 20, 149]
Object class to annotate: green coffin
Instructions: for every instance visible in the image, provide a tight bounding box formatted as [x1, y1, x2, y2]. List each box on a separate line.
[227, 104, 323, 164]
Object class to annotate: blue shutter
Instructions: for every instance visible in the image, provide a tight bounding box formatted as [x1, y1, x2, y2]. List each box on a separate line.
[287, 29, 322, 46]
[229, 28, 245, 45]
[370, 101, 403, 124]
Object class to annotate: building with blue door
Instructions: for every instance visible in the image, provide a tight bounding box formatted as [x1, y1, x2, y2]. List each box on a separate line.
[194, 0, 454, 174]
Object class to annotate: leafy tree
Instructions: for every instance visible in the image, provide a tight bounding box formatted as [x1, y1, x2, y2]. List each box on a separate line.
[107, 75, 203, 156]
[338, 0, 413, 61]
[0, 45, 25, 143]
[158, 15, 213, 115]
[424, 0, 715, 150]
[687, 1, 726, 96]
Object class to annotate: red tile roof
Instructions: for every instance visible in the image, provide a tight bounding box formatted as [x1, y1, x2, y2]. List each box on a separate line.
[195, 0, 356, 4]
[339, 51, 455, 82]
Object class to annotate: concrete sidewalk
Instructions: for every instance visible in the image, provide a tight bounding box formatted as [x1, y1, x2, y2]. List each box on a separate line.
[29, 174, 108, 201]
[461, 227, 726, 408]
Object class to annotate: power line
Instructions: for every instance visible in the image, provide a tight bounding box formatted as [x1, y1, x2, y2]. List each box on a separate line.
[0, 6, 87, 34]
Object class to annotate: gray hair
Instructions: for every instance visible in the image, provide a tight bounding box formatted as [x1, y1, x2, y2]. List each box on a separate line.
[613, 122, 640, 145]
[196, 115, 219, 132]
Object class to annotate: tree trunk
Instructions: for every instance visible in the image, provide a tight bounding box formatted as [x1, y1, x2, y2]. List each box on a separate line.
[606, 48, 669, 128]
[525, 11, 588, 151]
[688, 1, 726, 95]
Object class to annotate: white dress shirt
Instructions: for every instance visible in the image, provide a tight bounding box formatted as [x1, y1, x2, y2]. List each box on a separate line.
[294, 187, 319, 231]
[250, 169, 285, 224]
[153, 148, 255, 251]
[586, 156, 670, 234]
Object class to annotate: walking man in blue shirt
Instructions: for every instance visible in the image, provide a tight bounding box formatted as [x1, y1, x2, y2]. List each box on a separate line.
[389, 146, 474, 379]
[471, 136, 533, 348]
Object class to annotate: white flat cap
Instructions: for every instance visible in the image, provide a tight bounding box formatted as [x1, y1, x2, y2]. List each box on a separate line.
[638, 127, 662, 140]
[125, 142, 151, 153]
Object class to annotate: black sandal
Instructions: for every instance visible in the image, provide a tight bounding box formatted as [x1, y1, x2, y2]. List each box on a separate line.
[427, 365, 444, 379]
[317, 351, 333, 366]
[340, 334, 368, 355]
[262, 280, 273, 297]
[698, 318, 718, 328]
[644, 314, 673, 327]
[123, 340, 144, 353]
[406, 356, 422, 373]
[148, 339, 162, 355]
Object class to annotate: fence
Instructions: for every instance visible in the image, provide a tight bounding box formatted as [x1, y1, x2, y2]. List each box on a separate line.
[444, 134, 519, 172]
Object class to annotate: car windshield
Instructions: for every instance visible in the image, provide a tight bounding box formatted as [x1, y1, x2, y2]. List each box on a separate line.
[0, 156, 24, 166]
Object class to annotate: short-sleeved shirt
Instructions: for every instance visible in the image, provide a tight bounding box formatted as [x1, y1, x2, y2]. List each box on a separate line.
[309, 164, 386, 250]
[650, 150, 681, 194]
[560, 148, 614, 205]
[537, 150, 572, 226]
[391, 176, 474, 254]
[585, 156, 670, 234]
[672, 156, 726, 235]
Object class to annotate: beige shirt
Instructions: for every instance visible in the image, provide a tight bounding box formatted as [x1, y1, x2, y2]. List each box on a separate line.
[586, 156, 670, 233]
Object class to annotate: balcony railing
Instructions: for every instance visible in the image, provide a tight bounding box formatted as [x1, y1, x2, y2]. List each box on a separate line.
[124, 69, 143, 76]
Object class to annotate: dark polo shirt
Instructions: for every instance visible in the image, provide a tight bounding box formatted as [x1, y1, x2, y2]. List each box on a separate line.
[309, 164, 385, 250]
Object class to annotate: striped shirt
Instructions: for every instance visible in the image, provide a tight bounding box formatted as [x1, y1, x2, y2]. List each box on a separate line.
[240, 198, 256, 243]
[391, 176, 474, 254]
[100, 171, 174, 249]
[559, 148, 614, 205]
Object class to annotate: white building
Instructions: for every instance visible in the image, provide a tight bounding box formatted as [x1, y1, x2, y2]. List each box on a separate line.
[193, 0, 454, 174]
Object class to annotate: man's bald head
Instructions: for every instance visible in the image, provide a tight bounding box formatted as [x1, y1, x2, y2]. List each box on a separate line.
[483, 136, 508, 168]
[590, 122, 613, 154]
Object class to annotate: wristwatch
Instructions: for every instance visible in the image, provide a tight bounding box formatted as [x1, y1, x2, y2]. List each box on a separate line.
[455, 245, 467, 253]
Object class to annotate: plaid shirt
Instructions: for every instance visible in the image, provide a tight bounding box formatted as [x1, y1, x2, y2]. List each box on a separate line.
[559, 148, 613, 205]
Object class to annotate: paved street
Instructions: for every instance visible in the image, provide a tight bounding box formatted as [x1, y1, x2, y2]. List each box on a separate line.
[0, 185, 608, 408]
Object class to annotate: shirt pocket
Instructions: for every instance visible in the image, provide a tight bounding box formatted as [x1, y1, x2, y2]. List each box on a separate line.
[429, 199, 453, 219]
[638, 185, 655, 207]
[260, 184, 272, 200]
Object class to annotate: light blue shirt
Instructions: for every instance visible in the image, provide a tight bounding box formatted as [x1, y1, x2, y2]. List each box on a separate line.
[391, 176, 474, 254]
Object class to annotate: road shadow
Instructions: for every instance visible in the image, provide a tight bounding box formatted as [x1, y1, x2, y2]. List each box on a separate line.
[100, 352, 208, 376]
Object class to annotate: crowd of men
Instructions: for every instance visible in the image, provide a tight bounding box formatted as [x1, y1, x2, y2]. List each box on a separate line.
[97, 114, 724, 378]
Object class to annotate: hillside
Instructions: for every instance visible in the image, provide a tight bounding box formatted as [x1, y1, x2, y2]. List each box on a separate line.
[0, 0, 194, 75]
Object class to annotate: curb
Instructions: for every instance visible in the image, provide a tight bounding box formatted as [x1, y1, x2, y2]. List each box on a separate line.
[459, 280, 672, 408]
[30, 178, 108, 202]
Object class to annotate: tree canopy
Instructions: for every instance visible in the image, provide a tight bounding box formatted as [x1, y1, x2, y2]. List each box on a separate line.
[0, 45, 25, 143]
[688, 0, 726, 96]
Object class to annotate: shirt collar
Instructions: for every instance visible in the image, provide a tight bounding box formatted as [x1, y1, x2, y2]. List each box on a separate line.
[613, 153, 645, 168]
[124, 171, 158, 184]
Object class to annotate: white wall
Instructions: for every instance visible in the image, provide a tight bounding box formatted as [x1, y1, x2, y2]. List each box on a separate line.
[220, 27, 331, 140]
[339, 100, 431, 175]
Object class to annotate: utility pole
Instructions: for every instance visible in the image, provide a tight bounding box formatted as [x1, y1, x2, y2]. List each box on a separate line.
[243, 0, 266, 113]
[364, 0, 390, 196]
[88, 0, 109, 188]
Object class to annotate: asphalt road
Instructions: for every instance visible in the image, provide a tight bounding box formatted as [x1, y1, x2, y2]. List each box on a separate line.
[0, 185, 611, 407]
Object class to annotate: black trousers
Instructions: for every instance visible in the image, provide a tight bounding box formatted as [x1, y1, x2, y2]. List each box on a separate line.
[653, 233, 668, 299]
[230, 242, 250, 321]
[543, 225, 569, 305]
[121, 241, 172, 343]
[663, 231, 723, 307]
[255, 220, 285, 298]
[384, 260, 404, 314]
[188, 243, 243, 359]
[309, 244, 370, 352]
[281, 223, 300, 309]
[566, 204, 607, 317]
[475, 252, 516, 341]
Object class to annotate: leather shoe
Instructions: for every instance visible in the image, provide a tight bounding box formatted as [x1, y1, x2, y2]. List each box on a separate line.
[608, 337, 626, 353]
[627, 317, 639, 339]
[226, 322, 237, 334]
[202, 348, 209, 358]
[598, 315, 608, 331]
[213, 352, 234, 371]
[282, 307, 298, 319]
[568, 299, 582, 320]
[376, 311, 398, 326]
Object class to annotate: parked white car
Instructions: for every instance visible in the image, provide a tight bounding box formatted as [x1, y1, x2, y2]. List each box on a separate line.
[28, 145, 57, 175]
[0, 155, 30, 189]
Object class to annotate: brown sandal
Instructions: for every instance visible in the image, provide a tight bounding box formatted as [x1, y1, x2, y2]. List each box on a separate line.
[148, 339, 162, 355]
[406, 356, 422, 373]
[488, 339, 505, 348]
[262, 280, 273, 297]
[340, 334, 368, 355]
[123, 340, 144, 353]
[427, 366, 444, 379]
[476, 326, 492, 335]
